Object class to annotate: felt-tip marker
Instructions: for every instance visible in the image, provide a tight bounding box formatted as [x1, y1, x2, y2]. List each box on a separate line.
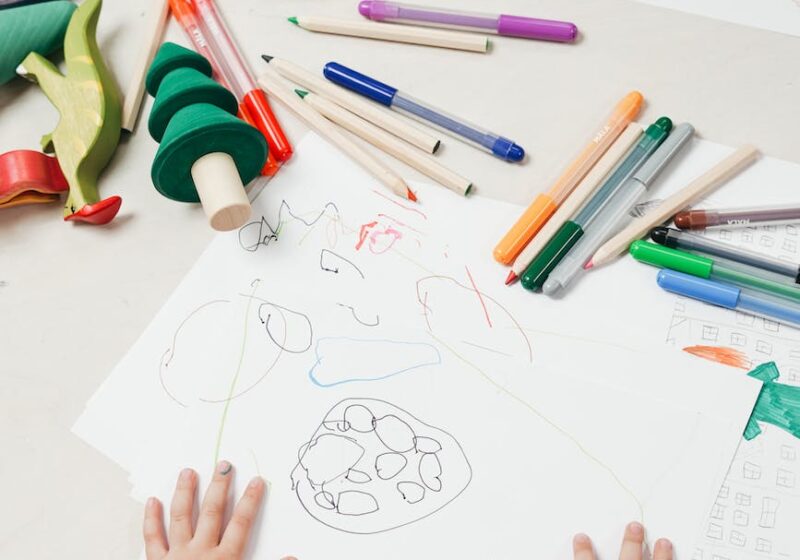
[323, 62, 526, 162]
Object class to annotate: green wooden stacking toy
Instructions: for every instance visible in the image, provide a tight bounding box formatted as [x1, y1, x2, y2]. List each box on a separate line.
[146, 42, 267, 231]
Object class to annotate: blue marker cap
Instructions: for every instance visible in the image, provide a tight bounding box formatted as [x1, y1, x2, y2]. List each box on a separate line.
[656, 269, 741, 309]
[492, 137, 525, 162]
[323, 62, 397, 106]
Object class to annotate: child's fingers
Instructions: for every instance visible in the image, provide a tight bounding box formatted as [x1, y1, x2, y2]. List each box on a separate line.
[220, 476, 266, 557]
[572, 533, 596, 560]
[194, 460, 234, 546]
[652, 538, 673, 560]
[168, 468, 197, 545]
[143, 497, 168, 560]
[618, 522, 644, 560]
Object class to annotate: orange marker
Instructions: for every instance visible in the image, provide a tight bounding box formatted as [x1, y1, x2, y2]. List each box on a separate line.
[492, 91, 644, 265]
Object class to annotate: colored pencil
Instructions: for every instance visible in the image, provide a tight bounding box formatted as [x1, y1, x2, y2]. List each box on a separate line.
[288, 15, 489, 52]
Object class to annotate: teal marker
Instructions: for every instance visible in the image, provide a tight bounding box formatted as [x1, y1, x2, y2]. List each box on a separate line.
[520, 117, 673, 291]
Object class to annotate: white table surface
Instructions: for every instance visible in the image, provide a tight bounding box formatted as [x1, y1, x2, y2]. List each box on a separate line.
[1, 0, 798, 557]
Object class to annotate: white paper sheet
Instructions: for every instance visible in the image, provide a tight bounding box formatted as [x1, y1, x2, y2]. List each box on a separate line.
[73, 133, 764, 559]
[635, 0, 800, 38]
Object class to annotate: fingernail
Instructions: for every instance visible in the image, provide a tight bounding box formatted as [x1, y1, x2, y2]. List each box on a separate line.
[218, 460, 232, 475]
[629, 521, 644, 536]
[179, 468, 194, 482]
[655, 538, 673, 551]
[249, 476, 264, 490]
[146, 497, 157, 509]
[573, 533, 591, 546]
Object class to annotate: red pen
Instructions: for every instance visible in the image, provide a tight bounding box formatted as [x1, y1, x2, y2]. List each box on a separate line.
[168, 0, 292, 175]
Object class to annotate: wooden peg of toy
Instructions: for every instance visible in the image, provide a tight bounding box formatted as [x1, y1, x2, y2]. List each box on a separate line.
[190, 152, 251, 231]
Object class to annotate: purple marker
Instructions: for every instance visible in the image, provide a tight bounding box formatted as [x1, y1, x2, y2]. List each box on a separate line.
[358, 1, 578, 43]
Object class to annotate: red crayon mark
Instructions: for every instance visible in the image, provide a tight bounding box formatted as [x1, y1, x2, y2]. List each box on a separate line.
[356, 221, 378, 250]
[465, 266, 492, 328]
[372, 189, 428, 220]
[683, 345, 750, 369]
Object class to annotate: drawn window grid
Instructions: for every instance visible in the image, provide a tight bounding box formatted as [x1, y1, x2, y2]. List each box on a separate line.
[762, 319, 780, 333]
[755, 340, 774, 355]
[709, 503, 726, 520]
[743, 462, 762, 480]
[755, 538, 772, 554]
[740, 230, 754, 243]
[728, 530, 746, 547]
[702, 325, 720, 342]
[734, 492, 751, 506]
[732, 510, 749, 526]
[758, 497, 779, 528]
[706, 522, 724, 540]
[729, 332, 747, 347]
[780, 445, 797, 462]
[776, 469, 796, 488]
[759, 235, 775, 248]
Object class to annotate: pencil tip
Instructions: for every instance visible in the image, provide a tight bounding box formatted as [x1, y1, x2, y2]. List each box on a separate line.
[505, 271, 518, 285]
[261, 55, 273, 63]
[584, 260, 594, 270]
[406, 188, 418, 202]
[295, 89, 309, 98]
[288, 16, 299, 25]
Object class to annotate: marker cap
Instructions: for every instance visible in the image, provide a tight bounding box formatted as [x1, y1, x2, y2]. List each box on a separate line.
[630, 240, 713, 278]
[324, 62, 398, 106]
[657, 269, 740, 309]
[497, 14, 578, 42]
[633, 123, 694, 186]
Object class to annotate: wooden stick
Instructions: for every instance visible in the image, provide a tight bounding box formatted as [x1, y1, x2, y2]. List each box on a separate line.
[257, 67, 414, 201]
[300, 89, 471, 196]
[589, 145, 760, 267]
[121, 0, 170, 132]
[289, 16, 489, 53]
[264, 56, 441, 154]
[510, 123, 644, 279]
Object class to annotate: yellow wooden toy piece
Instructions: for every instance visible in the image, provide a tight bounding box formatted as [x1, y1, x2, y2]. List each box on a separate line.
[17, 0, 122, 224]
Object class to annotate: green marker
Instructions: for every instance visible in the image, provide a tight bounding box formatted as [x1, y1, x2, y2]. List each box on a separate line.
[630, 241, 800, 302]
[520, 117, 672, 291]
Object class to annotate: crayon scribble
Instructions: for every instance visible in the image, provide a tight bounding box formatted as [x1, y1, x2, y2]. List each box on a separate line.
[683, 345, 750, 369]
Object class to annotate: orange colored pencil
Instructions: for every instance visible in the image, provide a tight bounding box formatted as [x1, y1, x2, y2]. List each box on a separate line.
[492, 91, 644, 265]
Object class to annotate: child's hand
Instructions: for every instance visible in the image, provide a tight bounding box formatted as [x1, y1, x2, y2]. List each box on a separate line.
[143, 461, 295, 560]
[573, 522, 673, 560]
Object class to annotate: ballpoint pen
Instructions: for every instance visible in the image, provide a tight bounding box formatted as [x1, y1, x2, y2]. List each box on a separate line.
[495, 91, 643, 266]
[323, 62, 526, 162]
[542, 123, 694, 295]
[520, 117, 672, 291]
[651, 226, 800, 284]
[631, 241, 800, 303]
[656, 269, 800, 328]
[675, 203, 800, 230]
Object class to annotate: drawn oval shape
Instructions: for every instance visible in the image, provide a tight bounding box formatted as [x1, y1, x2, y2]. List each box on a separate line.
[374, 414, 416, 452]
[346, 469, 372, 484]
[375, 452, 408, 480]
[299, 434, 364, 486]
[343, 404, 376, 433]
[419, 453, 443, 492]
[314, 491, 336, 510]
[337, 491, 379, 516]
[414, 436, 442, 454]
[259, 302, 313, 354]
[397, 481, 425, 504]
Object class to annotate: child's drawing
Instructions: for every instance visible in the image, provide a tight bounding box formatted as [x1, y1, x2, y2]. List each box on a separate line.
[290, 399, 472, 534]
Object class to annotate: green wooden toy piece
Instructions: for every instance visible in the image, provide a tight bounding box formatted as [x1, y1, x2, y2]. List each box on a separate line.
[146, 42, 266, 231]
[0, 0, 75, 84]
[17, 0, 122, 224]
